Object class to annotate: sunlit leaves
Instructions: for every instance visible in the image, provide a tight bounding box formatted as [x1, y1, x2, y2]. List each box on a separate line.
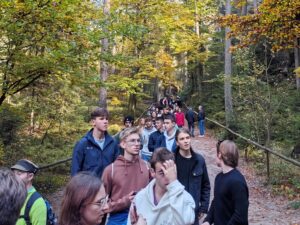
[220, 0, 300, 51]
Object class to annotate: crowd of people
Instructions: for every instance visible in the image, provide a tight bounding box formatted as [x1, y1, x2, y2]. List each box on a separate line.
[0, 100, 249, 225]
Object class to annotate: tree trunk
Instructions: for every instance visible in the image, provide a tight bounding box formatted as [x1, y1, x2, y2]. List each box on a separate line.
[224, 0, 234, 126]
[99, 0, 110, 108]
[128, 93, 137, 117]
[241, 0, 247, 15]
[253, 0, 258, 13]
[295, 38, 300, 90]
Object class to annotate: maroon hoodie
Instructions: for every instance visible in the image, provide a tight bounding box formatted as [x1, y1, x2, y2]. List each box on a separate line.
[102, 155, 151, 213]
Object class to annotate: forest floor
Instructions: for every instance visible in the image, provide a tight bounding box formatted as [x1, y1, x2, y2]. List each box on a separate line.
[47, 129, 300, 225]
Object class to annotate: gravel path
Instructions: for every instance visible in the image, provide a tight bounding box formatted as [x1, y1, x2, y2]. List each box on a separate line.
[47, 130, 300, 225]
[192, 132, 300, 225]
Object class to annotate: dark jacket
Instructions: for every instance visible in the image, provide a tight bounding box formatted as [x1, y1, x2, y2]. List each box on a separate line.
[71, 129, 119, 177]
[198, 111, 205, 121]
[148, 130, 164, 152]
[175, 149, 211, 224]
[185, 109, 195, 124]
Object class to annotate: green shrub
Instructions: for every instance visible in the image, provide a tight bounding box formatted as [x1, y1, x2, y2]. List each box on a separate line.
[108, 124, 121, 135]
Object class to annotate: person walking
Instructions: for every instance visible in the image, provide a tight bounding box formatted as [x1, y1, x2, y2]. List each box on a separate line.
[148, 117, 164, 153]
[157, 115, 177, 152]
[71, 107, 119, 177]
[141, 117, 157, 161]
[175, 128, 211, 225]
[202, 140, 249, 225]
[185, 107, 195, 137]
[0, 168, 27, 225]
[11, 159, 47, 225]
[128, 147, 195, 225]
[59, 172, 108, 225]
[198, 105, 205, 137]
[102, 127, 151, 225]
[175, 107, 185, 128]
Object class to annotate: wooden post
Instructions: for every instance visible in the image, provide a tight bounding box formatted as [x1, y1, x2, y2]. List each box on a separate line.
[266, 150, 270, 180]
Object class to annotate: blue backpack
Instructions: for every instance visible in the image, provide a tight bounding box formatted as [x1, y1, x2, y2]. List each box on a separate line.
[19, 192, 57, 225]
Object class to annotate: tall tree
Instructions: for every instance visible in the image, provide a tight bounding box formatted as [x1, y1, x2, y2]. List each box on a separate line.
[224, 0, 234, 126]
[99, 0, 110, 108]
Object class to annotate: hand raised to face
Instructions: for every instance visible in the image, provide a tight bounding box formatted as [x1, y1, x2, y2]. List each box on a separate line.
[161, 160, 177, 183]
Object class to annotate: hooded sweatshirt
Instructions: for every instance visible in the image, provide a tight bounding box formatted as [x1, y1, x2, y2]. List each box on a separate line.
[102, 155, 151, 213]
[141, 127, 157, 156]
[127, 179, 195, 225]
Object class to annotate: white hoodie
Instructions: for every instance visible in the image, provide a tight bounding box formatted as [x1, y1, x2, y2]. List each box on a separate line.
[127, 179, 195, 225]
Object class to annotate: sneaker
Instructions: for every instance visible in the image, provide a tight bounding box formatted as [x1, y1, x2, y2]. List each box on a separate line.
[200, 135, 204, 137]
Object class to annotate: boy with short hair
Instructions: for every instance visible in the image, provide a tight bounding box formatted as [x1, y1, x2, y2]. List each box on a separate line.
[157, 114, 177, 152]
[202, 140, 249, 225]
[71, 107, 119, 177]
[102, 127, 150, 225]
[128, 147, 195, 225]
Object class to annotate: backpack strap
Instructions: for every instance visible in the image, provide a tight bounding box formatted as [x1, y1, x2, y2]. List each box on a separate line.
[19, 192, 42, 225]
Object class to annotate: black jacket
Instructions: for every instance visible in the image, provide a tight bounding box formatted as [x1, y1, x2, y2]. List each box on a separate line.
[185, 109, 195, 123]
[175, 149, 211, 225]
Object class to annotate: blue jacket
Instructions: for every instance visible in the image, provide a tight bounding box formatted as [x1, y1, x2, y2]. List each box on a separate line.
[148, 130, 164, 152]
[71, 129, 119, 177]
[175, 149, 211, 225]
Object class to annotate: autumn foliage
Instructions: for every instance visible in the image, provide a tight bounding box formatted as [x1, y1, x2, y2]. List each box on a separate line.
[220, 0, 300, 51]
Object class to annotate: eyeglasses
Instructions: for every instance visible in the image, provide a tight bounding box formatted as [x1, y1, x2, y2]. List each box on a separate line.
[126, 139, 141, 145]
[89, 195, 109, 208]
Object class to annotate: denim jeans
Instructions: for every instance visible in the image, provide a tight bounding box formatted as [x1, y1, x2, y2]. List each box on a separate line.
[188, 123, 194, 136]
[198, 120, 205, 135]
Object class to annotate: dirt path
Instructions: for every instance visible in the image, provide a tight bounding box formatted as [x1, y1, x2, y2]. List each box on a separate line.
[192, 131, 300, 225]
[47, 130, 300, 224]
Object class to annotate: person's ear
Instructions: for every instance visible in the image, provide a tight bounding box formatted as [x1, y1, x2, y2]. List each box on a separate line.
[120, 140, 126, 149]
[27, 173, 34, 182]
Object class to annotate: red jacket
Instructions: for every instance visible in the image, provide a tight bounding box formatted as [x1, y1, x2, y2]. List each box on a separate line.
[175, 112, 185, 127]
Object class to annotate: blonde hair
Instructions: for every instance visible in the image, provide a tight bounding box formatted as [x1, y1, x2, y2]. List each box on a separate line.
[119, 127, 140, 142]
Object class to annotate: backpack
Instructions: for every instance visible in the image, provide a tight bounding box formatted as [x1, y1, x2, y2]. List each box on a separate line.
[20, 192, 57, 225]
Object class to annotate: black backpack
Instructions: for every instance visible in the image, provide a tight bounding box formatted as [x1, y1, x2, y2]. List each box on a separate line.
[19, 192, 57, 225]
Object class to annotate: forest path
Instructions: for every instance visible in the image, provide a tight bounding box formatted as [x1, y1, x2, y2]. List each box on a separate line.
[47, 129, 300, 225]
[193, 130, 300, 225]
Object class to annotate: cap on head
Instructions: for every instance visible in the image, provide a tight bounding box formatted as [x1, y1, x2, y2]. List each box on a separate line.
[11, 159, 39, 174]
[123, 115, 134, 125]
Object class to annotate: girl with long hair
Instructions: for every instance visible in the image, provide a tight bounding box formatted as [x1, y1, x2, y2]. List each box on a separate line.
[59, 172, 108, 225]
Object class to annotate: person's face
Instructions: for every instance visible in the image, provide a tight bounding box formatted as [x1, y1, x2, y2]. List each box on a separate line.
[155, 120, 163, 130]
[176, 132, 191, 151]
[163, 108, 169, 114]
[81, 185, 108, 225]
[151, 111, 157, 118]
[121, 133, 141, 156]
[145, 121, 153, 129]
[164, 119, 175, 132]
[124, 121, 132, 128]
[151, 162, 169, 190]
[13, 170, 32, 185]
[139, 118, 145, 126]
[92, 116, 108, 132]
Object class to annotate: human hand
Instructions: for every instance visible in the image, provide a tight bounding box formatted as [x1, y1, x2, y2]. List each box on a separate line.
[128, 191, 137, 202]
[161, 159, 177, 183]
